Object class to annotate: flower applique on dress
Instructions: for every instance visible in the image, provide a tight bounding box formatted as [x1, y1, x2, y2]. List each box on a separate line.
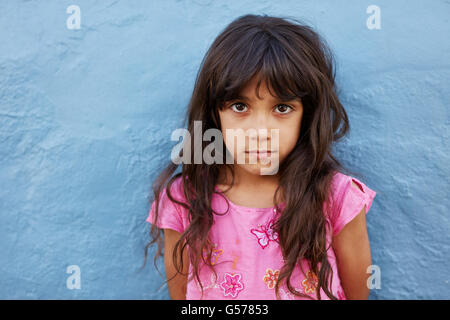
[219, 272, 244, 298]
[279, 287, 295, 300]
[279, 286, 304, 300]
[263, 268, 280, 289]
[231, 252, 240, 270]
[203, 273, 220, 291]
[302, 270, 319, 294]
[250, 217, 279, 249]
[202, 243, 223, 266]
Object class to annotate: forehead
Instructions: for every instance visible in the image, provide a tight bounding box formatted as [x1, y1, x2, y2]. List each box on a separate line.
[240, 75, 271, 99]
[237, 76, 301, 103]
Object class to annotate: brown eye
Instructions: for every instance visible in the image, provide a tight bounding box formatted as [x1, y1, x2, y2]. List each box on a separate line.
[275, 104, 293, 114]
[230, 103, 248, 113]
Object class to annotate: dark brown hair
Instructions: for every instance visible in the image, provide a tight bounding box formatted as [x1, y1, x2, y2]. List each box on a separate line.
[142, 13, 360, 300]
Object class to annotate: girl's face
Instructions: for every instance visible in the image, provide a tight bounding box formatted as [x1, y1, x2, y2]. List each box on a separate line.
[218, 76, 304, 177]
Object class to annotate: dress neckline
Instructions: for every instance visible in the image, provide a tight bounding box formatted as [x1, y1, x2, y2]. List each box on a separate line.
[213, 185, 286, 213]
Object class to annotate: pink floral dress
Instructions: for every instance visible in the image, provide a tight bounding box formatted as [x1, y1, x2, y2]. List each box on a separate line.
[146, 171, 377, 300]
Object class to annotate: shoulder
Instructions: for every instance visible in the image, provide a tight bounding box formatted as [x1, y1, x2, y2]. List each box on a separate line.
[145, 175, 189, 232]
[159, 175, 190, 214]
[327, 171, 377, 236]
[329, 171, 372, 203]
[154, 176, 186, 202]
[165, 175, 186, 200]
[330, 171, 349, 194]
[327, 171, 351, 208]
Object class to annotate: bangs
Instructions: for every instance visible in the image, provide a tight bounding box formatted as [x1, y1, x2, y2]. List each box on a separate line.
[211, 30, 310, 110]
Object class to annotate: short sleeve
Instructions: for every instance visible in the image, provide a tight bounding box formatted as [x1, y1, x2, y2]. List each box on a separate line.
[330, 174, 377, 237]
[145, 177, 187, 233]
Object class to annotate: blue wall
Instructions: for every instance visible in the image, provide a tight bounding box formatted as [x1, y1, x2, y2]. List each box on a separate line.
[0, 0, 448, 299]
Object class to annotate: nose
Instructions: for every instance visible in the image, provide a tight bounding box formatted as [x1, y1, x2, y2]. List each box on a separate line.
[247, 111, 271, 146]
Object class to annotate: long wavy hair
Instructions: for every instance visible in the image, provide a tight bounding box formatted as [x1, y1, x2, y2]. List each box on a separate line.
[142, 14, 360, 300]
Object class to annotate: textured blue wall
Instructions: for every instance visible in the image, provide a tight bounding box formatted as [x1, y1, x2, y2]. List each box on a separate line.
[0, 0, 448, 299]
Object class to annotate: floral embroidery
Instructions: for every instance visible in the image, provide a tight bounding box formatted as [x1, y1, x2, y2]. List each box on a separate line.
[250, 218, 279, 249]
[302, 270, 319, 294]
[279, 287, 295, 300]
[263, 268, 280, 289]
[279, 286, 304, 300]
[231, 253, 239, 270]
[202, 244, 223, 266]
[220, 273, 244, 298]
[203, 273, 220, 291]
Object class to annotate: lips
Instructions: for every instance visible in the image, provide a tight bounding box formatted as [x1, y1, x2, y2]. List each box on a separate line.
[244, 150, 277, 159]
[245, 150, 276, 154]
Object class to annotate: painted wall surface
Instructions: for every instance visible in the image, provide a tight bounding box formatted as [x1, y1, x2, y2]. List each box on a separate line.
[0, 0, 449, 299]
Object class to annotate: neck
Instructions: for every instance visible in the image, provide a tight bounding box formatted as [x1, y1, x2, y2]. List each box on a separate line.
[217, 165, 282, 198]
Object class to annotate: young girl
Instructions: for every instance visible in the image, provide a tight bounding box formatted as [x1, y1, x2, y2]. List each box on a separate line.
[143, 14, 377, 300]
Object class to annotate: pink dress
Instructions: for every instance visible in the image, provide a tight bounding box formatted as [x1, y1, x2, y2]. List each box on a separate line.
[146, 171, 377, 300]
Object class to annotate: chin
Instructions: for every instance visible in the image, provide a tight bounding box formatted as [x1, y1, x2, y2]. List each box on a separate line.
[238, 162, 280, 176]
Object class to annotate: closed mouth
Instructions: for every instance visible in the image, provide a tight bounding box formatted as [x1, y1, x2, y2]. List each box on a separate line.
[245, 150, 277, 154]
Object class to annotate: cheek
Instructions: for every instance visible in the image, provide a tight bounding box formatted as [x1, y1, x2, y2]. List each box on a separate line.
[278, 121, 301, 157]
[218, 110, 236, 131]
[219, 112, 240, 153]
